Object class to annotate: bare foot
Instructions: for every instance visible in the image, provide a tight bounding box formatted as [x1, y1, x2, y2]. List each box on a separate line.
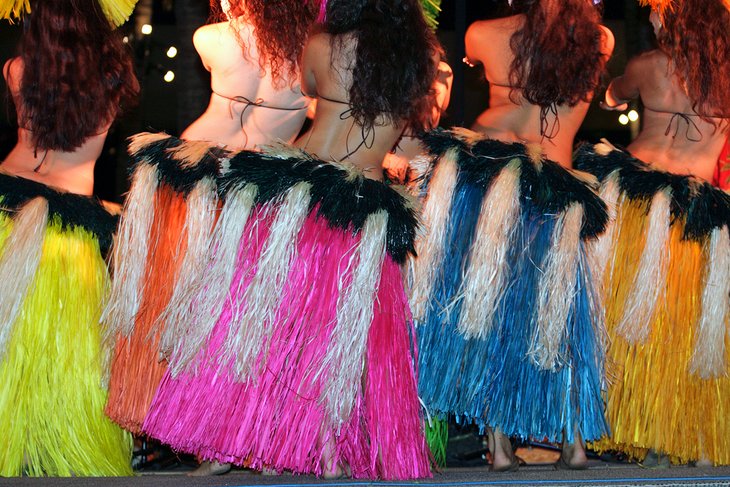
[488, 428, 519, 472]
[187, 461, 232, 476]
[556, 441, 588, 470]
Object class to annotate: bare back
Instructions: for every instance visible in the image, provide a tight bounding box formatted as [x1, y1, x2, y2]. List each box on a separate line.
[465, 16, 614, 167]
[618, 51, 728, 182]
[294, 33, 404, 181]
[1, 58, 107, 196]
[181, 21, 309, 149]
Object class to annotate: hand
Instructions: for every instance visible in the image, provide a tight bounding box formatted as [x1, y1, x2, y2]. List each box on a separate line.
[599, 101, 628, 112]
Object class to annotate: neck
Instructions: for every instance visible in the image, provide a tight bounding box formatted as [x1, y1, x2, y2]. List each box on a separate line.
[1, 145, 96, 196]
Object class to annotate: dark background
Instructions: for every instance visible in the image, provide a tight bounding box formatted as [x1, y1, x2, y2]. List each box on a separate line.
[0, 0, 654, 202]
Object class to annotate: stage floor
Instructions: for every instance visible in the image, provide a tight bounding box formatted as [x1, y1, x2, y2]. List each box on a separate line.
[3, 462, 730, 487]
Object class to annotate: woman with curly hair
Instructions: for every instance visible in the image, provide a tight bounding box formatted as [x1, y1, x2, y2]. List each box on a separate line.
[180, 0, 315, 148]
[412, 0, 614, 471]
[602, 1, 729, 180]
[575, 0, 730, 467]
[114, 0, 437, 479]
[0, 0, 138, 476]
[103, 0, 318, 452]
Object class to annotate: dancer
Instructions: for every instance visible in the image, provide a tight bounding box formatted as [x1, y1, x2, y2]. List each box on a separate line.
[137, 0, 439, 479]
[412, 0, 614, 471]
[103, 0, 316, 442]
[0, 0, 138, 476]
[180, 0, 311, 148]
[577, 0, 730, 466]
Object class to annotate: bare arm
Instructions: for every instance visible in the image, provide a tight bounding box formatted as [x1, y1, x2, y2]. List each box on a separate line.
[602, 54, 645, 111]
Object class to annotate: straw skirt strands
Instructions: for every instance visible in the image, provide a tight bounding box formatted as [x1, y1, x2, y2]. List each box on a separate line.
[104, 134, 222, 434]
[575, 143, 730, 465]
[0, 173, 132, 476]
[413, 129, 609, 444]
[141, 140, 430, 480]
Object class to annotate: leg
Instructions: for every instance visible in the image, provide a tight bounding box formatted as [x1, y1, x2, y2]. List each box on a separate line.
[487, 428, 519, 472]
[320, 431, 349, 479]
[187, 460, 231, 476]
[556, 429, 588, 470]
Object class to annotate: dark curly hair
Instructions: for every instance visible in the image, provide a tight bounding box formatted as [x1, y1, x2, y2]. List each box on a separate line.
[508, 0, 608, 108]
[656, 0, 730, 123]
[323, 0, 440, 133]
[210, 0, 318, 87]
[12, 0, 139, 152]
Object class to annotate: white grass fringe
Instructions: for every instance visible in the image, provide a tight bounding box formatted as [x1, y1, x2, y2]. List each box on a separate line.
[616, 187, 671, 343]
[409, 150, 458, 323]
[320, 210, 388, 428]
[588, 170, 621, 289]
[530, 202, 583, 370]
[223, 181, 312, 381]
[0, 197, 48, 360]
[168, 183, 258, 375]
[157, 177, 218, 359]
[101, 163, 159, 341]
[456, 160, 521, 339]
[691, 225, 730, 379]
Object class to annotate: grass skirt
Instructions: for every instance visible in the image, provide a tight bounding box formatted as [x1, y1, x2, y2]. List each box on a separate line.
[104, 136, 220, 434]
[413, 129, 609, 443]
[108, 134, 430, 479]
[0, 173, 132, 476]
[576, 143, 730, 465]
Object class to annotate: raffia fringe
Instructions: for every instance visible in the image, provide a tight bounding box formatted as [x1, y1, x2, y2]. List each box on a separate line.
[616, 187, 672, 343]
[223, 181, 312, 381]
[690, 225, 730, 379]
[101, 163, 159, 342]
[0, 197, 48, 360]
[409, 149, 458, 322]
[320, 210, 389, 427]
[530, 202, 583, 370]
[158, 177, 218, 359]
[168, 183, 259, 376]
[588, 170, 621, 288]
[456, 160, 521, 339]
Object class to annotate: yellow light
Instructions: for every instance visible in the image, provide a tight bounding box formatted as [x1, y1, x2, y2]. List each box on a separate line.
[166, 46, 178, 58]
[141, 24, 153, 35]
[164, 71, 175, 83]
[619, 114, 630, 125]
[628, 109, 639, 122]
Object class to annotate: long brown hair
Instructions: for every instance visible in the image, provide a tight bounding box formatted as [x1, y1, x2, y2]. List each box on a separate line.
[509, 0, 608, 108]
[656, 0, 730, 123]
[323, 0, 441, 133]
[210, 0, 318, 87]
[13, 0, 139, 152]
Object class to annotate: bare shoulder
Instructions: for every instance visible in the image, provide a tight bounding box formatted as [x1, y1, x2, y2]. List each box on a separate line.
[3, 57, 22, 91]
[465, 17, 518, 62]
[193, 21, 244, 52]
[599, 25, 615, 57]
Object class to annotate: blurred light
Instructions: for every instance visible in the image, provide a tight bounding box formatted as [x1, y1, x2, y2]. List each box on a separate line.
[628, 109, 639, 122]
[166, 46, 178, 58]
[618, 114, 629, 125]
[164, 70, 175, 83]
[122, 36, 129, 43]
[141, 24, 153, 35]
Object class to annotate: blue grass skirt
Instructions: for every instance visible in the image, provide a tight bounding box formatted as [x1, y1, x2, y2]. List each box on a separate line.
[413, 129, 609, 443]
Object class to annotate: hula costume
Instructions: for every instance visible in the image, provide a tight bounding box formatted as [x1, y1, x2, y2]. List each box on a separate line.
[105, 134, 431, 479]
[575, 142, 730, 465]
[103, 135, 220, 434]
[413, 128, 609, 444]
[0, 172, 132, 476]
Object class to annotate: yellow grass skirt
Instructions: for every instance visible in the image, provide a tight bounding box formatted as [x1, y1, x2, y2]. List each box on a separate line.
[590, 198, 730, 465]
[0, 213, 132, 476]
